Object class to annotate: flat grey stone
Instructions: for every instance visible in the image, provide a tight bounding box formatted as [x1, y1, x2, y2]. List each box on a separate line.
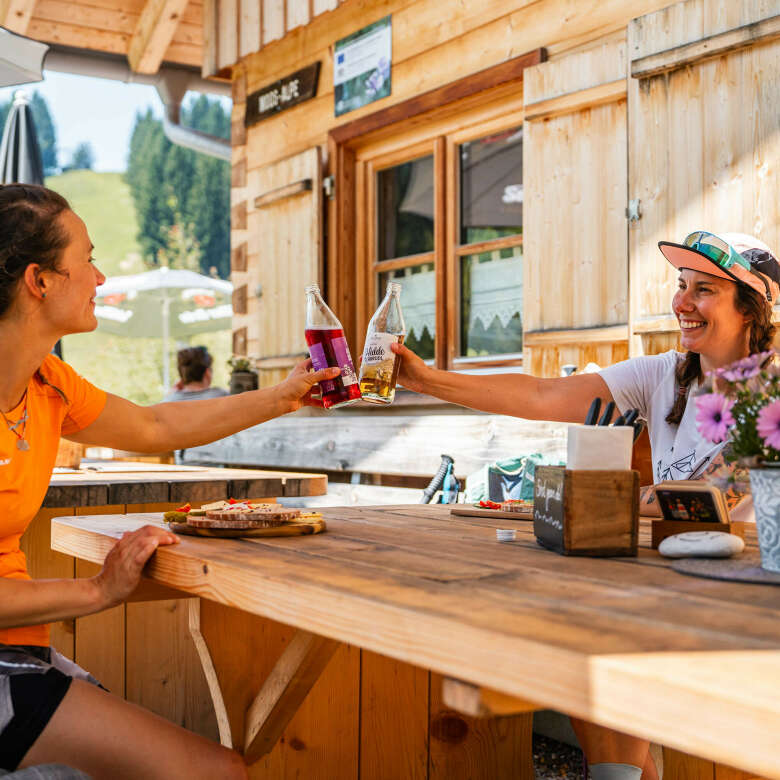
[658, 531, 744, 558]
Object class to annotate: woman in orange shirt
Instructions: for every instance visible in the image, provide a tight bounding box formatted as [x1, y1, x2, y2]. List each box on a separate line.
[0, 184, 339, 779]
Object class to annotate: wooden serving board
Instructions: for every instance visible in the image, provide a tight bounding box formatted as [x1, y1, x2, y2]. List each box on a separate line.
[169, 517, 326, 538]
[450, 506, 533, 521]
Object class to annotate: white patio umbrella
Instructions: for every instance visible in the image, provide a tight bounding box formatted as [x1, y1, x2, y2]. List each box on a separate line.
[0, 27, 48, 88]
[95, 266, 233, 392]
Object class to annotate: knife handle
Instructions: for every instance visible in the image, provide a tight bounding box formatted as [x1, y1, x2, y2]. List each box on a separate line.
[598, 401, 616, 426]
[584, 398, 601, 426]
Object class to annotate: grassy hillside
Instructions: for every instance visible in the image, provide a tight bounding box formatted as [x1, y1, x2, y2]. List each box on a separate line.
[46, 170, 231, 405]
[47, 170, 145, 276]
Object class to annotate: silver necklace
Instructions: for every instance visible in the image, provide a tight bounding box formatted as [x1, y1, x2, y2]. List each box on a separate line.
[1, 393, 29, 451]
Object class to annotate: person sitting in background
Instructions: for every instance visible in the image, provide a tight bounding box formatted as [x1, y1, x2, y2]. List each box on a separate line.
[163, 346, 227, 402]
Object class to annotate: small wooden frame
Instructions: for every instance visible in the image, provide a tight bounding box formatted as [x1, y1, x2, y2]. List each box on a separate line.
[442, 677, 539, 718]
[533, 466, 639, 556]
[651, 520, 747, 550]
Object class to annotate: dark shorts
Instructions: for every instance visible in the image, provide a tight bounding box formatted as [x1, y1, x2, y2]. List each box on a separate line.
[0, 646, 101, 772]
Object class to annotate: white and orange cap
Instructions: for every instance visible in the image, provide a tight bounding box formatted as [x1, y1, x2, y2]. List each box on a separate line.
[659, 231, 780, 305]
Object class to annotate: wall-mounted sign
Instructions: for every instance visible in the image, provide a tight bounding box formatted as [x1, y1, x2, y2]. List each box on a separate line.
[245, 62, 321, 127]
[334, 16, 392, 117]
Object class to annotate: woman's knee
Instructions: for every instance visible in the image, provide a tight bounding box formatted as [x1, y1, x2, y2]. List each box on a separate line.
[208, 745, 247, 780]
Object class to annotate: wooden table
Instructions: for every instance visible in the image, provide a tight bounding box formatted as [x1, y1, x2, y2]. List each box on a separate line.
[50, 506, 780, 780]
[23, 463, 326, 739]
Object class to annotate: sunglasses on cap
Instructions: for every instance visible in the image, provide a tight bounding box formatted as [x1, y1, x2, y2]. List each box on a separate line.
[676, 230, 775, 302]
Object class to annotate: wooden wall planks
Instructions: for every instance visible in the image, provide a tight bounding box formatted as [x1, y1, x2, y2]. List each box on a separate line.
[28, 0, 202, 67]
[523, 34, 628, 375]
[228, 0, 675, 379]
[628, 0, 780, 355]
[360, 651, 429, 779]
[241, 147, 321, 381]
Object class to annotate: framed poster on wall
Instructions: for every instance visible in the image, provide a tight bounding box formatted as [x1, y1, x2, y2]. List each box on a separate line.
[334, 16, 392, 117]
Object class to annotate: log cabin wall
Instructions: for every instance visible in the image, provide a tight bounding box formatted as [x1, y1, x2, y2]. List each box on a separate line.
[216, 0, 780, 385]
[628, 0, 780, 357]
[219, 0, 679, 385]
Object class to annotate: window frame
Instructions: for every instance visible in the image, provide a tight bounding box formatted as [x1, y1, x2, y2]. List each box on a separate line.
[326, 50, 543, 372]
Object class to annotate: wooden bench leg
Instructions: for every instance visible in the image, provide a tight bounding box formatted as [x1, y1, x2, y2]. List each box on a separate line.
[189, 599, 340, 765]
[188, 599, 233, 747]
[243, 630, 339, 764]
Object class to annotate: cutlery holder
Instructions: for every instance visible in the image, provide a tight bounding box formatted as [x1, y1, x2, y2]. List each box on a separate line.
[533, 466, 639, 556]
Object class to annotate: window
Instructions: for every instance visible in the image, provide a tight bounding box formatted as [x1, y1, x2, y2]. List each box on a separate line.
[456, 127, 523, 360]
[352, 101, 525, 370]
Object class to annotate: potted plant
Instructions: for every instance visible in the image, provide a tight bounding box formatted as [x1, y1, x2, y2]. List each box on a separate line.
[695, 350, 780, 571]
[227, 355, 258, 394]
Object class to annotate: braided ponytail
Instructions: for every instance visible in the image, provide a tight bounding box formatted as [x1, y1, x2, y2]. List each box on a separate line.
[666, 283, 776, 425]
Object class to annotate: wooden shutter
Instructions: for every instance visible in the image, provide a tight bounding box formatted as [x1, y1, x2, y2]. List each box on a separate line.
[522, 36, 629, 377]
[238, 146, 323, 386]
[628, 0, 780, 356]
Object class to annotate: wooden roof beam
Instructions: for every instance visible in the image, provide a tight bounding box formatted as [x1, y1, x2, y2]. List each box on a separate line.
[0, 0, 37, 34]
[128, 0, 190, 75]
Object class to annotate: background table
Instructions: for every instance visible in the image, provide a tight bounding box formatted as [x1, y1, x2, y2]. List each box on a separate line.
[23, 462, 326, 737]
[50, 505, 780, 780]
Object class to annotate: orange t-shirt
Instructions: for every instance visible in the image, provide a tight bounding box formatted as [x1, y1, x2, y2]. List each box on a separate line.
[0, 354, 106, 647]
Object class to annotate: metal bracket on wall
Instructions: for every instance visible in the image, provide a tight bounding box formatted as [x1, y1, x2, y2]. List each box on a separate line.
[323, 175, 335, 200]
[626, 199, 642, 223]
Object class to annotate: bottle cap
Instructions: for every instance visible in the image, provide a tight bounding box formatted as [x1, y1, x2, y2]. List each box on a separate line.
[305, 284, 320, 294]
[387, 281, 402, 294]
[496, 529, 516, 542]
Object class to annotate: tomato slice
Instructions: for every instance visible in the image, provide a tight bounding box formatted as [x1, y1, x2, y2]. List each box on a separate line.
[175, 503, 191, 513]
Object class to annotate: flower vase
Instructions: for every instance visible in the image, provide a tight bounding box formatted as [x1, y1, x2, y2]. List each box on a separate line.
[229, 370, 258, 395]
[748, 466, 780, 572]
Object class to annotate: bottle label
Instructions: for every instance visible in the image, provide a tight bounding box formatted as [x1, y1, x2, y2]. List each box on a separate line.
[331, 337, 358, 386]
[361, 332, 397, 365]
[308, 342, 336, 393]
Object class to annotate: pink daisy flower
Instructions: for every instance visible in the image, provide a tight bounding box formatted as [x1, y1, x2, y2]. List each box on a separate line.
[757, 400, 780, 451]
[719, 351, 775, 382]
[695, 393, 735, 443]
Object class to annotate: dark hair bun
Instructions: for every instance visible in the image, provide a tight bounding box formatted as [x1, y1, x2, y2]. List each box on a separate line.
[177, 346, 213, 384]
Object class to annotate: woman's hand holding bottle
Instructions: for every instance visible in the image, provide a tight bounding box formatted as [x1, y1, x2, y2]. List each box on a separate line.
[390, 342, 431, 394]
[278, 358, 341, 412]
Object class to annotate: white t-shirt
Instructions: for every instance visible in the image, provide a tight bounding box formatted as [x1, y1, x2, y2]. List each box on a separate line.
[599, 350, 725, 484]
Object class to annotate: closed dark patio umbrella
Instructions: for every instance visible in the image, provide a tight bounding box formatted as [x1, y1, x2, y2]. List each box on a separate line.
[0, 90, 44, 184]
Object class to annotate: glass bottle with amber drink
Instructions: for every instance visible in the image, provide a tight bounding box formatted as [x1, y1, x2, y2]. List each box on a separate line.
[359, 282, 406, 404]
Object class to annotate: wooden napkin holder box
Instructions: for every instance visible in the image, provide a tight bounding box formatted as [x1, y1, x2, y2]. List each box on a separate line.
[533, 466, 639, 556]
[651, 520, 746, 549]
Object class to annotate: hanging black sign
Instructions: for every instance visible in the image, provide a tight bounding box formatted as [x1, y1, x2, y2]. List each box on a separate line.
[245, 62, 321, 127]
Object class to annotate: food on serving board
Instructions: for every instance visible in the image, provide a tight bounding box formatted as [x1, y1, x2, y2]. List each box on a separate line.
[163, 499, 299, 526]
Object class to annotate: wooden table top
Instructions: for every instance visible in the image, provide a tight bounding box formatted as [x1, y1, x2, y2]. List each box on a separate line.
[44, 462, 327, 506]
[51, 505, 780, 777]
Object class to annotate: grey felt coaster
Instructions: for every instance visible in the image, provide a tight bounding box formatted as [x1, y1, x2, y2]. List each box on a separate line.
[672, 554, 780, 585]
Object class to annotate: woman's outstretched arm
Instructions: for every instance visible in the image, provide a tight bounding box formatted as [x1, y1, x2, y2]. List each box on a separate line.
[66, 359, 339, 453]
[392, 343, 614, 424]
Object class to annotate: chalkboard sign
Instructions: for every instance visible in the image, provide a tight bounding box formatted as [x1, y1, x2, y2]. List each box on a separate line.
[533, 466, 639, 557]
[533, 466, 566, 552]
[245, 62, 321, 127]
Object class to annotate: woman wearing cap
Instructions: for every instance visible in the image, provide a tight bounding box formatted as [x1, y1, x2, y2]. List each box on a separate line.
[392, 230, 779, 779]
[0, 184, 340, 778]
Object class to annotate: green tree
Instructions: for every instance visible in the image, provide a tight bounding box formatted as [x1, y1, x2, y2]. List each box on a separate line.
[69, 141, 95, 171]
[125, 96, 230, 278]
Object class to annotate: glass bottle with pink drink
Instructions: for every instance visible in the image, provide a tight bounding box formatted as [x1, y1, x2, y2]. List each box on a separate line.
[304, 284, 361, 409]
